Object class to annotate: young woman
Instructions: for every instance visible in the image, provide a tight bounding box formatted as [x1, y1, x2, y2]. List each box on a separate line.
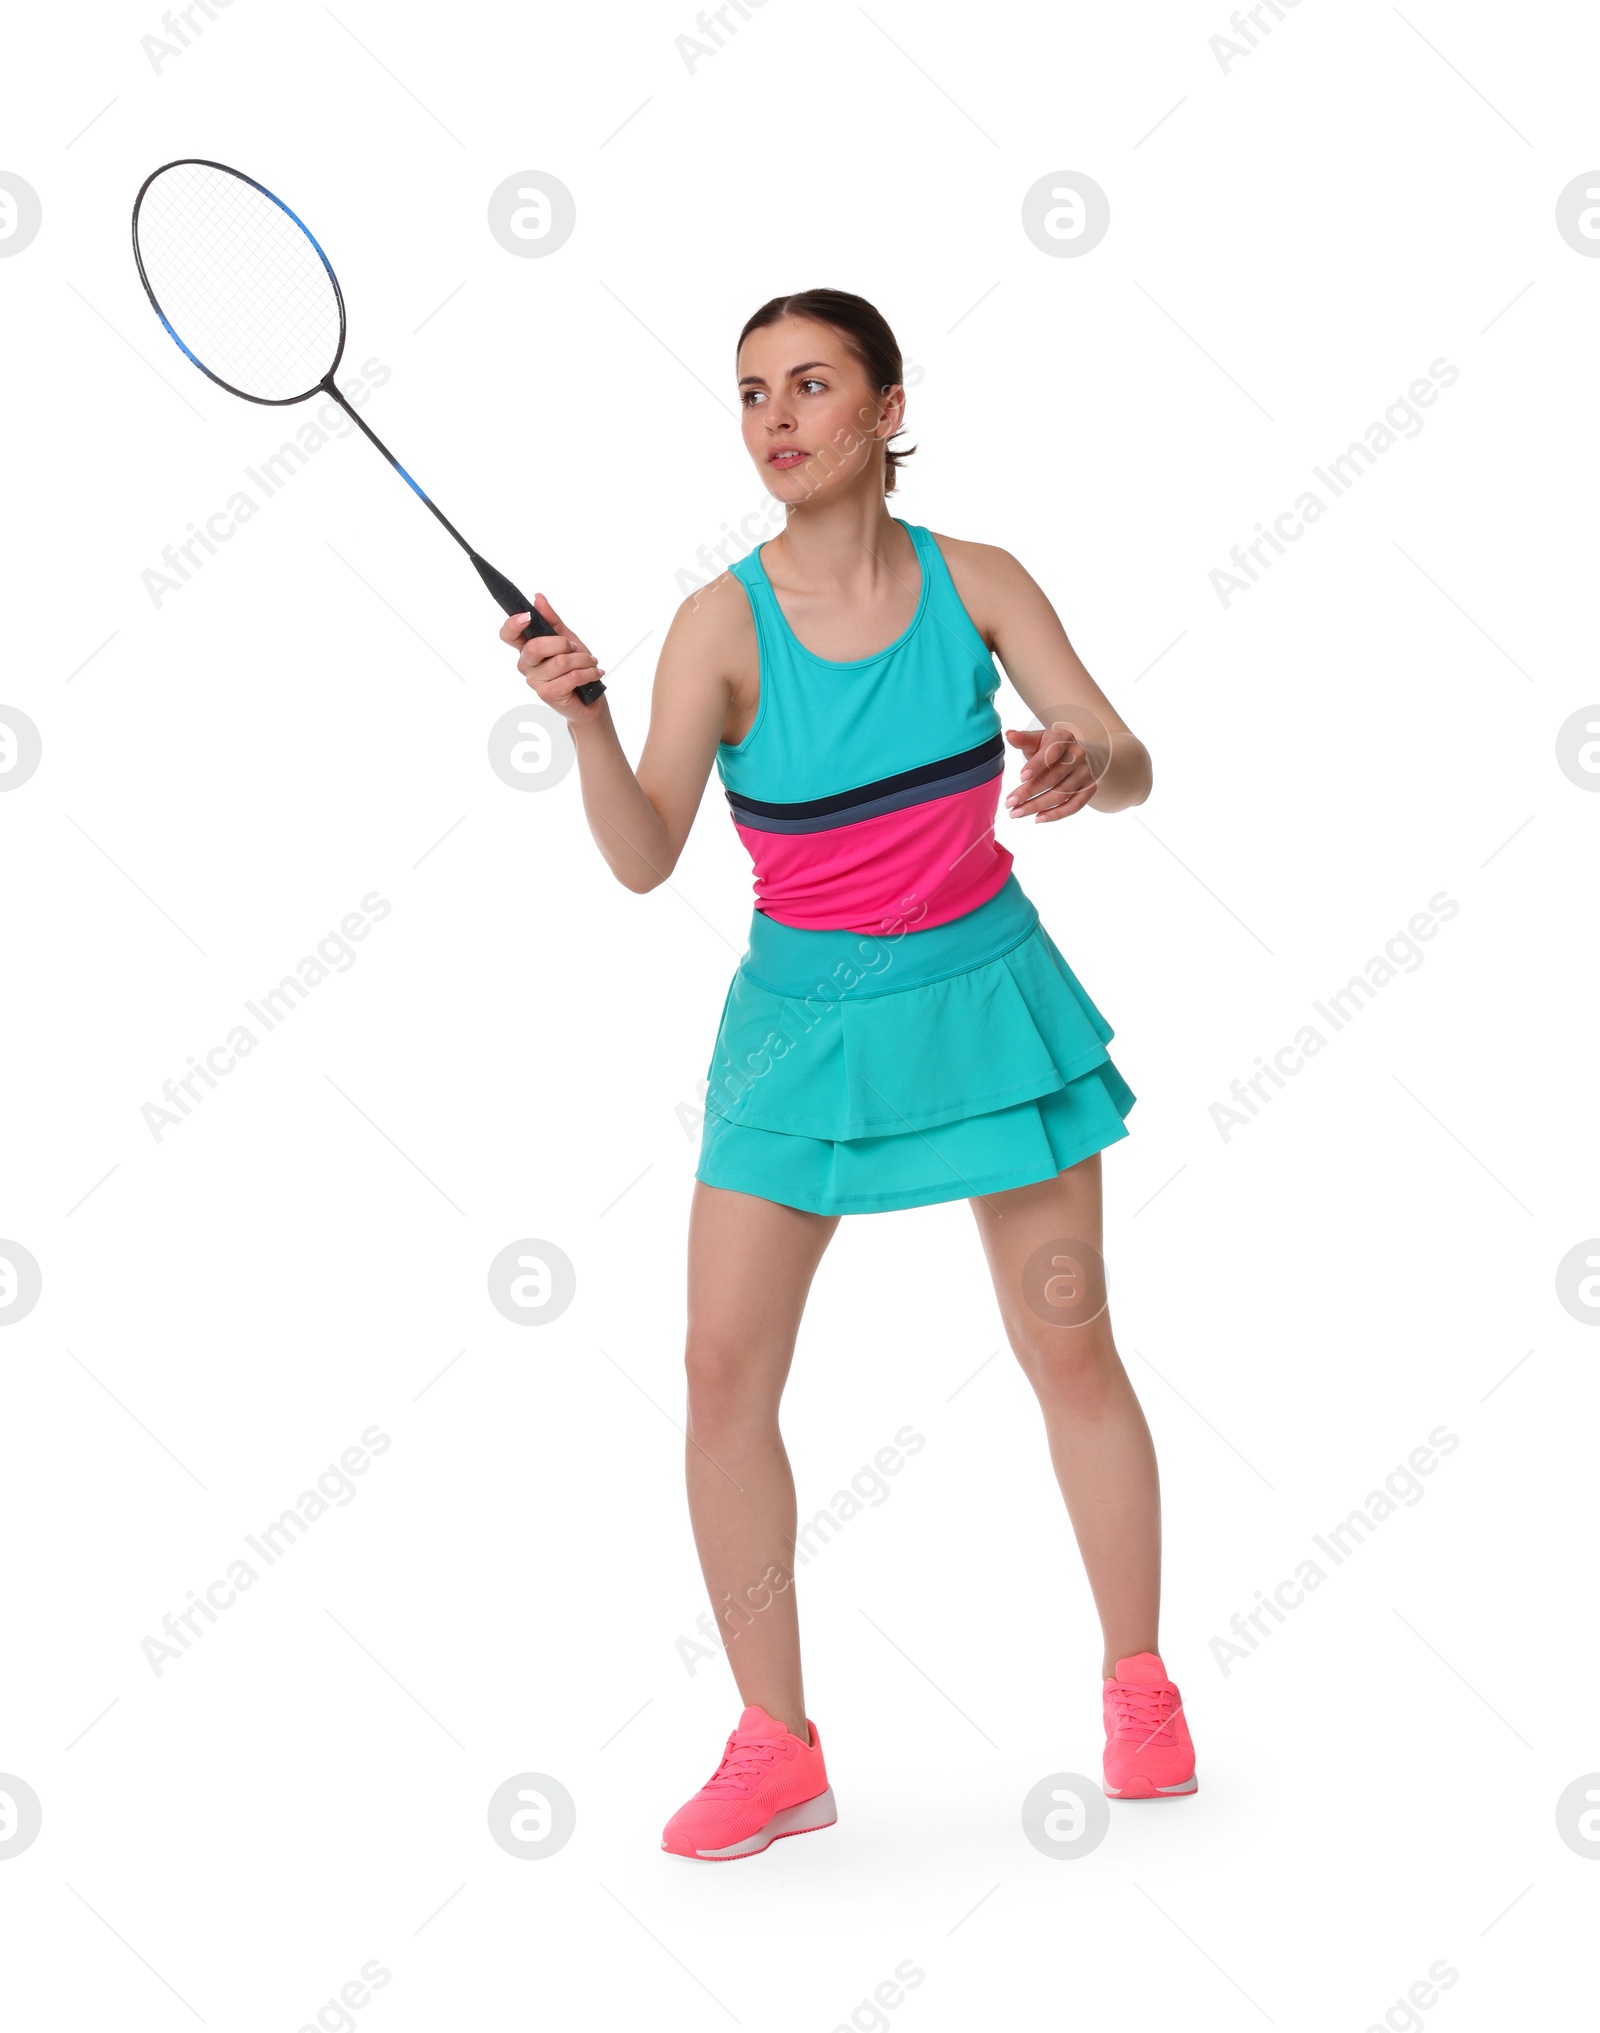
[500, 288, 1197, 1861]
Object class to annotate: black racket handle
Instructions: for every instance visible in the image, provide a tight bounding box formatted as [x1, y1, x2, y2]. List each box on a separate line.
[520, 607, 607, 707]
[470, 551, 606, 705]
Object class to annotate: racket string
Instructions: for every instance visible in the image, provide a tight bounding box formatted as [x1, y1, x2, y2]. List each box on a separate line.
[135, 162, 342, 400]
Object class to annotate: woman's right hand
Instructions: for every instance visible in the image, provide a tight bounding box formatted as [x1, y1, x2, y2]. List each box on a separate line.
[499, 593, 607, 720]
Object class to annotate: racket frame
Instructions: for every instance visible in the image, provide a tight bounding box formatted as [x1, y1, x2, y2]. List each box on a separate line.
[130, 157, 602, 702]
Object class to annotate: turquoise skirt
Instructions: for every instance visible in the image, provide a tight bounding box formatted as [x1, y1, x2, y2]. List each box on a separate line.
[694, 874, 1135, 1215]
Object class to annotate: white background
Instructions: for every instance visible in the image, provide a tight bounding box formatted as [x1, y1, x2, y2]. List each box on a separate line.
[2, 0, 1596, 2026]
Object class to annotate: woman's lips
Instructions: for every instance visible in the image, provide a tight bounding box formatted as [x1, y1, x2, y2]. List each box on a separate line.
[768, 449, 808, 467]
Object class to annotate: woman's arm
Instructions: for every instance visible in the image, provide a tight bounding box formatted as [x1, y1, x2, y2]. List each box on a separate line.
[502, 580, 752, 892]
[936, 537, 1153, 819]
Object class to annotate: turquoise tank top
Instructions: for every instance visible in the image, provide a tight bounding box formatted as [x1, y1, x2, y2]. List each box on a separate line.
[717, 519, 1015, 936]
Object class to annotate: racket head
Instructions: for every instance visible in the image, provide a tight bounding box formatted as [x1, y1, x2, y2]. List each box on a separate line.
[132, 158, 346, 406]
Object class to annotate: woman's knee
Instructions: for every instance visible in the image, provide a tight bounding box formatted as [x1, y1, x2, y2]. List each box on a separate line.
[684, 1335, 779, 1429]
[1011, 1319, 1125, 1412]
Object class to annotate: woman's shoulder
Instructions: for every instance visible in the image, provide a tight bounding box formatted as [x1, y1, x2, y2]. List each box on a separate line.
[920, 529, 1037, 647]
[666, 567, 759, 658]
[657, 567, 760, 721]
[921, 527, 1027, 576]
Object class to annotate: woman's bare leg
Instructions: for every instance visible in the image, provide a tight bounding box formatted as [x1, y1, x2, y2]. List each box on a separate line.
[684, 1179, 840, 1740]
[969, 1151, 1161, 1677]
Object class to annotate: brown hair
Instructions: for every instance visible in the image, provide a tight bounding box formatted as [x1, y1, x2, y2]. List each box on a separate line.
[737, 288, 917, 495]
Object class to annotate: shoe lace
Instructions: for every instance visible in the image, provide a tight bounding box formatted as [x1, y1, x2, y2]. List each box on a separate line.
[1109, 1682, 1178, 1743]
[707, 1730, 788, 1793]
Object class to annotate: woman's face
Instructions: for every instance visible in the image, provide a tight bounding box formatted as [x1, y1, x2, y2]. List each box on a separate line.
[737, 315, 903, 504]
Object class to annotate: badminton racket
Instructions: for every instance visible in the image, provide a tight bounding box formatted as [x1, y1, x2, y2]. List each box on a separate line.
[131, 157, 603, 703]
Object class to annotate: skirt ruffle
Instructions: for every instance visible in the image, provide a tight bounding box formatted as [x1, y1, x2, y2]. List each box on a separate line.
[694, 906, 1135, 1216]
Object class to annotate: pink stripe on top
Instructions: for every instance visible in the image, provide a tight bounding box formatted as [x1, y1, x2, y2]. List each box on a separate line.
[736, 779, 1014, 934]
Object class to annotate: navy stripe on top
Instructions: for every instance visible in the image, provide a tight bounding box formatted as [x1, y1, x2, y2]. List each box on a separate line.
[726, 733, 1004, 835]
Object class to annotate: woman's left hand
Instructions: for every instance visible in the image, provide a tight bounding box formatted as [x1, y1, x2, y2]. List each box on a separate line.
[1003, 721, 1105, 823]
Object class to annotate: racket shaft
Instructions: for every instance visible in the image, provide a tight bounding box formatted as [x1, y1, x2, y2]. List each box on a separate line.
[320, 378, 605, 704]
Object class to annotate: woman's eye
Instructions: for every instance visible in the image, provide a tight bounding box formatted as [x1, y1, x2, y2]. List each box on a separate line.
[740, 381, 824, 404]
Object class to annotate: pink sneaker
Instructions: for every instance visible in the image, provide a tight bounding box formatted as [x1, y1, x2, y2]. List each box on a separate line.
[1102, 1652, 1198, 1798]
[662, 1704, 837, 1861]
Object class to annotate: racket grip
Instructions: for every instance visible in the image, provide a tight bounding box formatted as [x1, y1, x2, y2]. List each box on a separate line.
[470, 551, 606, 705]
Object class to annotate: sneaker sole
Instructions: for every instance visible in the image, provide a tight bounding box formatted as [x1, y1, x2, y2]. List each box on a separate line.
[664, 1786, 839, 1862]
[1105, 1774, 1198, 1798]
